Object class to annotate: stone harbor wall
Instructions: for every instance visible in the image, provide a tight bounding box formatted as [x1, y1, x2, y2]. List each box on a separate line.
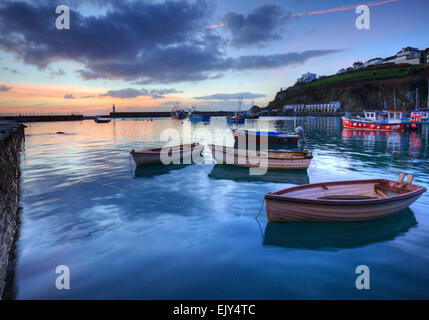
[0, 121, 24, 299]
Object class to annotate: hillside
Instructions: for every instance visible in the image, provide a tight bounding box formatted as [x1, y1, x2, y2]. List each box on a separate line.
[266, 63, 429, 112]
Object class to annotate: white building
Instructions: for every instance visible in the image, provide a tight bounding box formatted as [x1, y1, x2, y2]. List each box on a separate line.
[283, 104, 305, 112]
[297, 72, 317, 83]
[337, 68, 346, 74]
[363, 57, 384, 68]
[395, 47, 421, 65]
[353, 61, 363, 70]
[306, 101, 341, 112]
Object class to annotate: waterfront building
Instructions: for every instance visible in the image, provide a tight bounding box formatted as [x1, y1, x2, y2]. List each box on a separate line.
[283, 104, 305, 112]
[306, 101, 341, 112]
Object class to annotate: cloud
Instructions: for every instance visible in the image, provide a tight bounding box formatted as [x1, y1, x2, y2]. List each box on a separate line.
[2, 67, 19, 74]
[80, 95, 96, 99]
[64, 93, 75, 99]
[99, 88, 182, 99]
[0, 84, 12, 91]
[194, 92, 266, 100]
[160, 100, 182, 106]
[50, 68, 66, 77]
[0, 1, 341, 84]
[222, 5, 290, 48]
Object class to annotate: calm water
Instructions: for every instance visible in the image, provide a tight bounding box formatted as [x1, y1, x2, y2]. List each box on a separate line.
[6, 117, 429, 299]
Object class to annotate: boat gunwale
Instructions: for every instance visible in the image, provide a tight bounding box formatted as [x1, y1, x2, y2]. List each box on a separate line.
[231, 129, 299, 138]
[265, 179, 426, 206]
[131, 143, 203, 155]
[208, 144, 312, 159]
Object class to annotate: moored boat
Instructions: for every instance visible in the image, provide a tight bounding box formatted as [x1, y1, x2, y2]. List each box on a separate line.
[94, 116, 111, 123]
[171, 106, 187, 119]
[342, 110, 406, 131]
[208, 144, 312, 170]
[231, 128, 301, 145]
[130, 143, 204, 165]
[264, 173, 426, 223]
[226, 113, 245, 124]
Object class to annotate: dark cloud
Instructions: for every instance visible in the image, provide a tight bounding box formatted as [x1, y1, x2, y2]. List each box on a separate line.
[0, 1, 341, 84]
[64, 93, 75, 99]
[0, 84, 12, 91]
[194, 92, 266, 100]
[99, 88, 182, 99]
[80, 95, 96, 99]
[222, 5, 290, 48]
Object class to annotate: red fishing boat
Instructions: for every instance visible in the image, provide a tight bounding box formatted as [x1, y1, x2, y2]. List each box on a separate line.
[171, 106, 187, 119]
[342, 110, 406, 132]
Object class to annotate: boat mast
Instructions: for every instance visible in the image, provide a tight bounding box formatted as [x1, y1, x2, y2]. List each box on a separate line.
[416, 87, 418, 109]
[393, 88, 396, 111]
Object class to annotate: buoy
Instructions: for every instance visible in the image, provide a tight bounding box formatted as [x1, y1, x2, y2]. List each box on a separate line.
[386, 126, 391, 130]
[371, 125, 375, 129]
[411, 123, 417, 129]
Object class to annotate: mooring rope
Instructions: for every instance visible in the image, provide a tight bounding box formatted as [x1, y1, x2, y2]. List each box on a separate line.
[308, 150, 318, 176]
[254, 197, 265, 219]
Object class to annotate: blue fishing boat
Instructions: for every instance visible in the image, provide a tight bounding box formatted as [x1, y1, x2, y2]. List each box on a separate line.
[187, 106, 211, 121]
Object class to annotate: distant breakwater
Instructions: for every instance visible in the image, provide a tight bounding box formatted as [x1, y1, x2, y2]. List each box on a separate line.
[110, 111, 234, 118]
[0, 121, 24, 299]
[0, 114, 83, 123]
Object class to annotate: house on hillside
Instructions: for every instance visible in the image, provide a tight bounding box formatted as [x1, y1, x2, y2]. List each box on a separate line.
[337, 68, 346, 74]
[423, 48, 429, 64]
[363, 57, 384, 68]
[353, 61, 363, 70]
[383, 55, 396, 64]
[297, 72, 317, 83]
[395, 47, 421, 65]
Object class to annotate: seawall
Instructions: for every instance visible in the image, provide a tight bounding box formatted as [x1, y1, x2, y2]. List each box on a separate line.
[0, 114, 83, 122]
[0, 121, 24, 298]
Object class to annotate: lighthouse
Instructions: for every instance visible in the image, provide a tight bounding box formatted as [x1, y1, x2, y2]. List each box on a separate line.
[112, 104, 116, 113]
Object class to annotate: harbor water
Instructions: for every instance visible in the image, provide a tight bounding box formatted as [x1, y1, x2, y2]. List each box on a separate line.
[6, 117, 429, 299]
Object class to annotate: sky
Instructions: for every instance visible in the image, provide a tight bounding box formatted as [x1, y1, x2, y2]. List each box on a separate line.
[0, 0, 428, 115]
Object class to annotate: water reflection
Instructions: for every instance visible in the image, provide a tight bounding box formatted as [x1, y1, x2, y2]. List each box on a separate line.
[263, 209, 417, 251]
[209, 164, 310, 184]
[134, 163, 189, 178]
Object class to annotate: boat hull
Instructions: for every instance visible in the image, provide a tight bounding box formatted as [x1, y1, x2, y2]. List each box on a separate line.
[131, 143, 203, 165]
[265, 179, 426, 222]
[342, 117, 405, 131]
[231, 129, 299, 145]
[209, 144, 312, 170]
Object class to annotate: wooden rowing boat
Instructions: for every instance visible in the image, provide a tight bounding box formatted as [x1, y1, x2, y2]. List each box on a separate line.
[265, 173, 426, 222]
[231, 129, 300, 145]
[208, 144, 312, 170]
[130, 143, 204, 165]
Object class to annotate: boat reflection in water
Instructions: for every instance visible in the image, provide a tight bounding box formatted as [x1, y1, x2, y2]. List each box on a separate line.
[134, 163, 189, 178]
[263, 209, 417, 251]
[209, 164, 309, 184]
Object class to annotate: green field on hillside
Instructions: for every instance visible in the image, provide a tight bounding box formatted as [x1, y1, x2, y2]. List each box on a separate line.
[301, 65, 422, 88]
